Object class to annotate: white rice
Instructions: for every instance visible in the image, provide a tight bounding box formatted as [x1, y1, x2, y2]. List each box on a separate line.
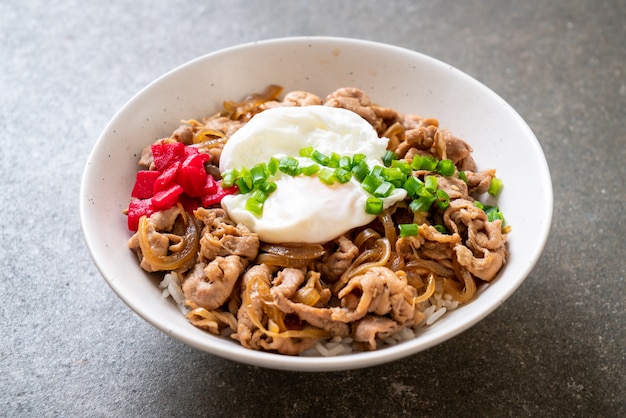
[309, 291, 460, 356]
[425, 306, 447, 326]
[303, 336, 354, 357]
[159, 272, 189, 315]
[381, 327, 416, 346]
[159, 272, 460, 356]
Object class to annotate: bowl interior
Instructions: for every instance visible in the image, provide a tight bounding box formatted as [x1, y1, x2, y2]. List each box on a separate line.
[80, 37, 552, 371]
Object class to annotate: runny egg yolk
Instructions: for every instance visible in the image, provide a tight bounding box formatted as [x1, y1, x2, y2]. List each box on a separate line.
[219, 105, 406, 244]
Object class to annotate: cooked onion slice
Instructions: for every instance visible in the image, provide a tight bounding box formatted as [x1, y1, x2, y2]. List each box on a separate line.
[223, 84, 283, 120]
[333, 237, 392, 293]
[243, 274, 328, 340]
[294, 285, 321, 307]
[443, 267, 476, 303]
[353, 228, 381, 249]
[254, 254, 312, 268]
[186, 306, 237, 334]
[413, 273, 436, 304]
[260, 243, 325, 260]
[378, 209, 397, 247]
[137, 213, 200, 271]
[405, 259, 455, 278]
[193, 128, 226, 144]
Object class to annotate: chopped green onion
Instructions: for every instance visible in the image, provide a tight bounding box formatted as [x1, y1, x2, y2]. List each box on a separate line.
[245, 197, 264, 215]
[424, 175, 438, 193]
[352, 153, 366, 165]
[250, 189, 268, 203]
[487, 210, 505, 223]
[475, 202, 507, 225]
[311, 150, 330, 166]
[398, 223, 419, 237]
[259, 181, 277, 194]
[391, 159, 412, 176]
[370, 165, 384, 178]
[403, 176, 424, 198]
[299, 147, 314, 158]
[221, 169, 237, 188]
[382, 150, 398, 167]
[317, 168, 336, 185]
[361, 174, 383, 195]
[416, 187, 432, 199]
[334, 167, 352, 184]
[435, 189, 450, 210]
[437, 159, 455, 177]
[374, 181, 395, 198]
[365, 197, 383, 214]
[339, 156, 352, 170]
[328, 152, 341, 168]
[420, 156, 439, 171]
[434, 224, 448, 234]
[218, 145, 476, 219]
[267, 157, 279, 175]
[238, 167, 252, 189]
[250, 163, 267, 186]
[235, 177, 251, 194]
[410, 155, 424, 171]
[383, 167, 405, 184]
[298, 163, 320, 176]
[488, 177, 503, 196]
[484, 205, 505, 223]
[278, 156, 299, 176]
[351, 161, 370, 182]
[409, 195, 436, 213]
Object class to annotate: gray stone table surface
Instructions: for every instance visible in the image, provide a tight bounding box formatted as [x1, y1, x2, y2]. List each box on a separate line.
[1, 0, 624, 416]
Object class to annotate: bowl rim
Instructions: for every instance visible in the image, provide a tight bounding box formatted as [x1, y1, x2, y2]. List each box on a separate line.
[80, 36, 553, 371]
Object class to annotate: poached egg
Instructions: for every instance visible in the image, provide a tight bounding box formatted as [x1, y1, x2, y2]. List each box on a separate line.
[219, 105, 406, 243]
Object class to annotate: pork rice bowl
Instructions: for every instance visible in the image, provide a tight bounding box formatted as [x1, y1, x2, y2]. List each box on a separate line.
[124, 85, 510, 357]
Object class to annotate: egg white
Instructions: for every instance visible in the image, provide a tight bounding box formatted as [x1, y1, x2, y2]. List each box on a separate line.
[219, 105, 406, 244]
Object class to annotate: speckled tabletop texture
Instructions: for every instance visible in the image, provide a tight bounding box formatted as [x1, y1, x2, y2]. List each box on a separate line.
[2, 1, 624, 417]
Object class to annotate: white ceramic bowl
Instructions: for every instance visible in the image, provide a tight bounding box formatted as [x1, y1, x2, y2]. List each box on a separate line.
[80, 37, 552, 371]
